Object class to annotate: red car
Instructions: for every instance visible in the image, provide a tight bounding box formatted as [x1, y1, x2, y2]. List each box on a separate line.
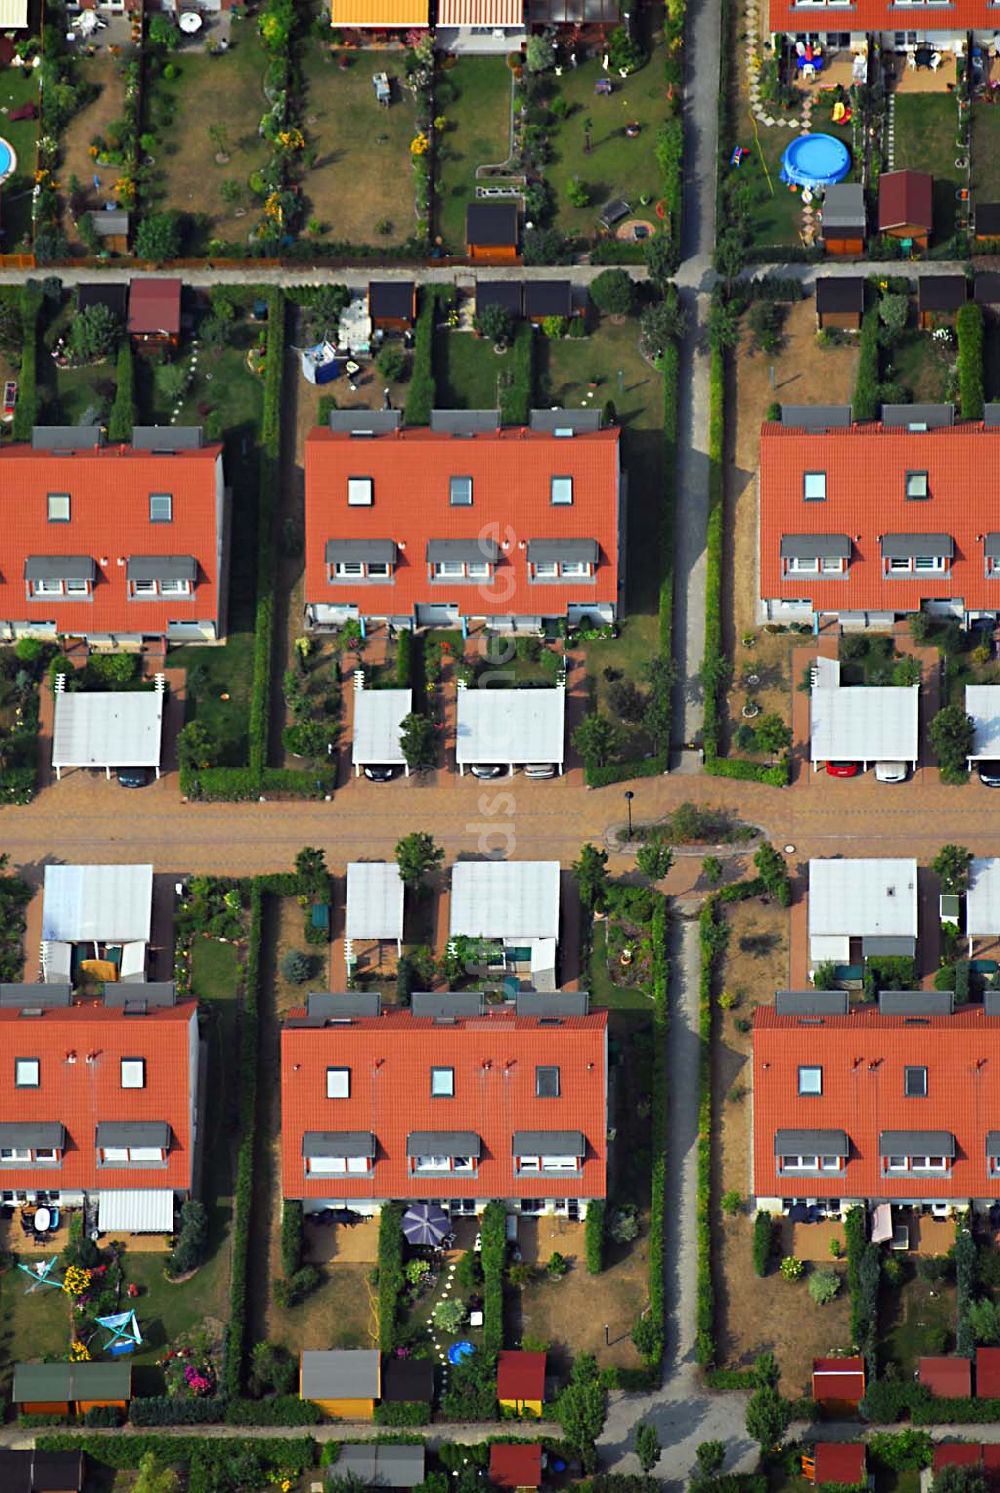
[825, 760, 860, 778]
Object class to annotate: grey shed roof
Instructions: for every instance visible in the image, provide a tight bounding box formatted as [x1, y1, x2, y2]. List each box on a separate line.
[978, 203, 1000, 237]
[862, 935, 916, 956]
[326, 539, 397, 564]
[882, 403, 954, 429]
[426, 538, 501, 563]
[477, 281, 523, 316]
[880, 533, 954, 559]
[987, 991, 1000, 1017]
[466, 200, 519, 247]
[0, 983, 71, 1008]
[429, 409, 500, 434]
[24, 555, 95, 581]
[513, 1129, 585, 1154]
[879, 1130, 955, 1157]
[96, 1121, 170, 1149]
[527, 538, 598, 564]
[131, 426, 203, 451]
[976, 276, 1000, 306]
[13, 1360, 131, 1402]
[516, 991, 590, 1017]
[328, 410, 401, 435]
[302, 1131, 376, 1158]
[52, 690, 164, 771]
[406, 1131, 481, 1157]
[127, 555, 197, 583]
[31, 426, 102, 451]
[781, 405, 852, 431]
[878, 990, 954, 1016]
[918, 276, 968, 312]
[90, 209, 129, 236]
[335, 1445, 426, 1488]
[368, 281, 415, 320]
[774, 1128, 849, 1156]
[780, 534, 851, 561]
[774, 990, 849, 1016]
[525, 280, 573, 318]
[968, 858, 1000, 938]
[530, 408, 603, 433]
[0, 1122, 65, 1149]
[300, 1349, 381, 1400]
[411, 991, 485, 1017]
[821, 183, 865, 227]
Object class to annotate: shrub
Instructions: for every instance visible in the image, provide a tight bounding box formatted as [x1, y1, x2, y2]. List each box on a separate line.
[547, 1250, 569, 1278]
[168, 1198, 208, 1276]
[135, 212, 181, 262]
[779, 1256, 804, 1281]
[475, 302, 514, 344]
[374, 1400, 431, 1426]
[609, 1204, 639, 1244]
[280, 1200, 302, 1278]
[272, 1266, 319, 1308]
[280, 949, 314, 984]
[752, 1211, 773, 1275]
[480, 1201, 506, 1352]
[433, 1297, 467, 1333]
[636, 842, 672, 881]
[930, 705, 974, 777]
[376, 342, 407, 383]
[590, 268, 635, 316]
[721, 1190, 743, 1216]
[808, 1268, 842, 1305]
[456, 1249, 483, 1290]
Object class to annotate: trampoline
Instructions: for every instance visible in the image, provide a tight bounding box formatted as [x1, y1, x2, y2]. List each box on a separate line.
[780, 133, 850, 190]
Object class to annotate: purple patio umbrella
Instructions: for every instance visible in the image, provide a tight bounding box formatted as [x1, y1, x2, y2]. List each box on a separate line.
[402, 1203, 449, 1246]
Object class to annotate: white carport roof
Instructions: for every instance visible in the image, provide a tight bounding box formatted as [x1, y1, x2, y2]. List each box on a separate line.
[52, 691, 164, 770]
[810, 684, 918, 764]
[967, 685, 1000, 762]
[808, 857, 917, 939]
[967, 858, 1000, 939]
[455, 687, 565, 767]
[98, 1190, 174, 1233]
[352, 688, 411, 767]
[42, 864, 153, 943]
[346, 862, 404, 941]
[0, 0, 28, 26]
[450, 860, 560, 941]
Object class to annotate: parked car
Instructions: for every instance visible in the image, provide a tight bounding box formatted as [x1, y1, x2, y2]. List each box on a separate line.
[825, 761, 860, 778]
[116, 767, 149, 788]
[979, 762, 1000, 788]
[524, 762, 557, 779]
[363, 764, 400, 781]
[875, 761, 908, 784]
[470, 763, 507, 779]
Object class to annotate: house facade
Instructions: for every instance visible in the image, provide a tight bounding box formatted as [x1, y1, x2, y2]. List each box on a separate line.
[304, 417, 622, 632]
[753, 1003, 1000, 1212]
[0, 430, 227, 645]
[280, 1001, 608, 1218]
[0, 986, 199, 1233]
[765, 0, 996, 58]
[759, 414, 1000, 628]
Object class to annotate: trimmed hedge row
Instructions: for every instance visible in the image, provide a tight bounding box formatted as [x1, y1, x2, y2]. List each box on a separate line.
[658, 0, 686, 273]
[248, 288, 285, 786]
[645, 893, 669, 1372]
[405, 288, 436, 425]
[128, 1396, 322, 1427]
[36, 1434, 315, 1473]
[585, 1198, 605, 1274]
[11, 283, 41, 442]
[499, 322, 534, 426]
[957, 301, 984, 421]
[853, 309, 880, 424]
[378, 1201, 405, 1350]
[695, 896, 719, 1366]
[481, 1199, 507, 1353]
[108, 339, 136, 442]
[281, 1198, 303, 1277]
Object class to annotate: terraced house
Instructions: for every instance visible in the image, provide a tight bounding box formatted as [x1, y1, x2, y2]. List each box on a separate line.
[304, 409, 622, 632]
[280, 991, 607, 1219]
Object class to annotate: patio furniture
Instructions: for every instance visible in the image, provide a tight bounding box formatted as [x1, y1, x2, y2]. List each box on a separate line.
[33, 1207, 51, 1234]
[179, 11, 203, 33]
[469, 1309, 484, 1327]
[892, 1222, 910, 1252]
[402, 1204, 449, 1247]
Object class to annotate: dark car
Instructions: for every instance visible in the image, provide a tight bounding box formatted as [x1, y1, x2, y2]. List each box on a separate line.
[979, 762, 1000, 788]
[470, 763, 507, 779]
[363, 764, 400, 781]
[117, 767, 149, 788]
[825, 761, 860, 778]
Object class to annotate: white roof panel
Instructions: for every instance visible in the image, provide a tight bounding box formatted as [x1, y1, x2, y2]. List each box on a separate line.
[352, 688, 411, 767]
[0, 0, 29, 26]
[42, 864, 153, 943]
[810, 684, 918, 763]
[808, 858, 917, 940]
[967, 685, 1000, 760]
[98, 1189, 174, 1232]
[52, 690, 164, 770]
[968, 857, 1000, 939]
[450, 860, 560, 941]
[346, 862, 404, 941]
[456, 687, 565, 766]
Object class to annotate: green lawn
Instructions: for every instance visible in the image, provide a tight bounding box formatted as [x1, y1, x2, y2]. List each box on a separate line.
[435, 56, 512, 251]
[543, 47, 671, 240]
[889, 330, 955, 403]
[125, 1248, 232, 1393]
[433, 327, 507, 409]
[589, 919, 652, 1010]
[737, 115, 855, 248]
[972, 102, 1000, 200]
[0, 64, 41, 250]
[883, 1272, 956, 1377]
[191, 937, 242, 1001]
[893, 93, 960, 245]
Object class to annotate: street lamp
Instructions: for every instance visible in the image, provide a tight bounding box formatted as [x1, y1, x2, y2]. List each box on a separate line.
[624, 789, 634, 838]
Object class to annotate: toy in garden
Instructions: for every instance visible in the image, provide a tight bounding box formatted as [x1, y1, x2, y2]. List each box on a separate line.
[731, 146, 748, 167]
[831, 100, 852, 123]
[96, 1310, 143, 1355]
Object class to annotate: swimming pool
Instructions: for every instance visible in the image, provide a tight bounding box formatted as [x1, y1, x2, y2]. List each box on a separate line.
[780, 133, 850, 190]
[0, 137, 17, 183]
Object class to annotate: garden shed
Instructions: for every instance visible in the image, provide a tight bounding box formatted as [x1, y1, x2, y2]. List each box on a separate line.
[918, 276, 967, 329]
[811, 1356, 865, 1409]
[975, 273, 1000, 307]
[455, 685, 565, 773]
[127, 278, 182, 346]
[490, 1445, 543, 1490]
[299, 1348, 380, 1419]
[352, 686, 412, 776]
[919, 1356, 972, 1398]
[812, 1445, 866, 1486]
[465, 202, 519, 262]
[42, 863, 152, 946]
[0, 1448, 85, 1493]
[965, 858, 1000, 954]
[976, 203, 1000, 241]
[335, 1446, 426, 1488]
[476, 281, 523, 318]
[12, 1361, 131, 1416]
[525, 280, 573, 323]
[52, 689, 164, 780]
[368, 281, 416, 331]
[977, 1346, 1000, 1396]
[878, 171, 933, 250]
[77, 281, 129, 321]
[89, 210, 129, 255]
[497, 1350, 545, 1415]
[814, 277, 864, 331]
[819, 183, 865, 255]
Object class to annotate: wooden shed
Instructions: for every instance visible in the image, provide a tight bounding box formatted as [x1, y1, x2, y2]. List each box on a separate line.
[497, 1349, 545, 1416]
[128, 278, 182, 348]
[368, 281, 416, 332]
[465, 201, 519, 263]
[12, 1361, 131, 1416]
[919, 1355, 972, 1398]
[490, 1444, 544, 1490]
[300, 1348, 380, 1419]
[88, 208, 129, 255]
[975, 203, 1000, 242]
[815, 276, 864, 331]
[878, 171, 933, 251]
[918, 275, 967, 330]
[811, 1356, 865, 1415]
[820, 184, 866, 256]
[0, 1448, 86, 1493]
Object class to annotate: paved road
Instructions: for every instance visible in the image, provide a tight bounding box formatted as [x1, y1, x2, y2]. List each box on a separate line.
[0, 264, 649, 288]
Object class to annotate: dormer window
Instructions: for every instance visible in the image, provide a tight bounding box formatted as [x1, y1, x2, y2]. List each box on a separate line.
[348, 477, 373, 507]
[127, 557, 196, 597]
[326, 541, 396, 581]
[881, 534, 952, 576]
[526, 540, 597, 579]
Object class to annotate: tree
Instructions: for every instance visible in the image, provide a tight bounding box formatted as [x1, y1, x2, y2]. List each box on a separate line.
[567, 176, 591, 209]
[573, 843, 610, 913]
[932, 843, 973, 896]
[715, 231, 746, 285]
[177, 720, 216, 772]
[525, 32, 555, 71]
[523, 225, 572, 266]
[640, 298, 688, 359]
[702, 855, 723, 887]
[310, 283, 351, 338]
[377, 342, 407, 382]
[555, 1376, 607, 1469]
[745, 1385, 789, 1453]
[968, 1296, 1000, 1345]
[708, 296, 741, 351]
[753, 713, 792, 755]
[644, 232, 676, 290]
[68, 301, 120, 362]
[135, 212, 181, 263]
[573, 711, 624, 769]
[148, 13, 179, 48]
[590, 269, 635, 318]
[642, 654, 676, 754]
[433, 1297, 466, 1332]
[634, 1422, 661, 1473]
[753, 842, 792, 906]
[168, 1198, 208, 1275]
[399, 711, 437, 772]
[878, 291, 909, 340]
[394, 830, 444, 890]
[475, 302, 514, 345]
[636, 842, 672, 881]
[929, 704, 974, 777]
[280, 949, 315, 985]
[133, 1453, 179, 1493]
[607, 677, 645, 723]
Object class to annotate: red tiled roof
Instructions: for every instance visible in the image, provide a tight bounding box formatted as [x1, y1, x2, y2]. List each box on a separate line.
[812, 1358, 865, 1403]
[0, 443, 224, 635]
[497, 1351, 546, 1402]
[934, 1446, 982, 1470]
[489, 1443, 543, 1488]
[128, 278, 182, 336]
[814, 1444, 866, 1485]
[759, 421, 1000, 614]
[879, 172, 933, 234]
[754, 1007, 1000, 1199]
[304, 426, 621, 621]
[920, 1356, 972, 1398]
[281, 1009, 607, 1201]
[978, 1348, 1000, 1397]
[0, 1002, 197, 1192]
[769, 0, 994, 28]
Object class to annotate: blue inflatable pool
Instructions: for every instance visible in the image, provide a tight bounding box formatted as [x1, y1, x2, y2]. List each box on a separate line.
[780, 133, 850, 190]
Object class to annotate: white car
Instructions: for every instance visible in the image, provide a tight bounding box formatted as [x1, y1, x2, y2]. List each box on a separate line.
[524, 762, 557, 779]
[875, 761, 908, 784]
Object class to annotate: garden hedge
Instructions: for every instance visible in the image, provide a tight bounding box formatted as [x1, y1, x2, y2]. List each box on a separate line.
[36, 1434, 315, 1475]
[480, 1199, 507, 1353]
[374, 1401, 432, 1426]
[11, 284, 41, 442]
[108, 339, 136, 442]
[378, 1201, 405, 1349]
[853, 310, 880, 423]
[752, 1210, 773, 1276]
[957, 301, 984, 421]
[585, 1198, 605, 1274]
[281, 1199, 303, 1277]
[128, 1397, 322, 1427]
[644, 893, 669, 1371]
[248, 288, 285, 786]
[695, 896, 721, 1366]
[405, 288, 436, 425]
[499, 322, 534, 426]
[396, 628, 413, 687]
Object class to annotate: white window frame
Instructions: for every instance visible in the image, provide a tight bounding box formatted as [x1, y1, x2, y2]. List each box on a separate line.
[0, 1146, 31, 1162]
[308, 1154, 369, 1175]
[787, 556, 819, 574]
[906, 471, 929, 500]
[534, 560, 558, 578]
[131, 579, 157, 596]
[120, 1058, 145, 1090]
[326, 1067, 350, 1099]
[798, 1065, 822, 1096]
[158, 578, 191, 596]
[366, 561, 390, 578]
[32, 1147, 58, 1162]
[466, 561, 490, 579]
[128, 1146, 164, 1163]
[914, 555, 945, 573]
[885, 1155, 909, 1172]
[15, 1058, 39, 1087]
[348, 477, 373, 507]
[888, 556, 912, 573]
[541, 1155, 579, 1172]
[31, 578, 66, 596]
[912, 1155, 948, 1172]
[414, 1154, 451, 1172]
[452, 1156, 475, 1173]
[820, 557, 844, 574]
[334, 561, 364, 578]
[102, 1146, 129, 1163]
[781, 1154, 841, 1172]
[434, 560, 465, 578]
[560, 560, 590, 577]
[65, 577, 89, 594]
[517, 1154, 541, 1173]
